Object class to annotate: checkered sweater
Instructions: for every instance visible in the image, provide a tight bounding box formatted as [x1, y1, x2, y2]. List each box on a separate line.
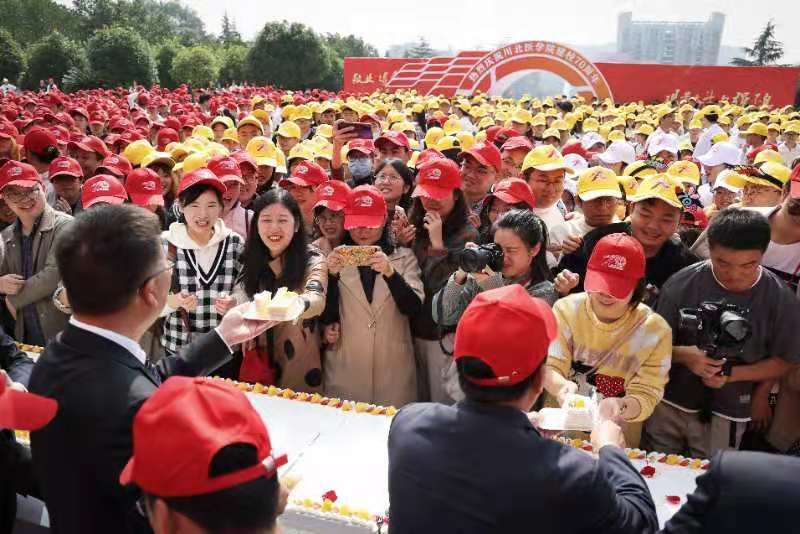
[547, 292, 673, 422]
[160, 221, 244, 353]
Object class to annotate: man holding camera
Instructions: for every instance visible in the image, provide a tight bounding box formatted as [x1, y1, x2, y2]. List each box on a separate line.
[642, 208, 800, 458]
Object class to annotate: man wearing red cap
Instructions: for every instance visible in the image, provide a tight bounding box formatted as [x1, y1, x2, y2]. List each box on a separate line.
[48, 156, 85, 215]
[28, 205, 276, 534]
[389, 285, 657, 533]
[279, 160, 329, 235]
[375, 131, 412, 165]
[0, 161, 73, 346]
[500, 135, 533, 179]
[67, 135, 109, 178]
[119, 377, 287, 534]
[458, 141, 502, 211]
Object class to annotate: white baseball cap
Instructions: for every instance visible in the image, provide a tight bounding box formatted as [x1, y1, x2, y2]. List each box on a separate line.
[564, 153, 588, 180]
[581, 132, 606, 151]
[597, 141, 636, 165]
[647, 133, 679, 157]
[696, 142, 741, 167]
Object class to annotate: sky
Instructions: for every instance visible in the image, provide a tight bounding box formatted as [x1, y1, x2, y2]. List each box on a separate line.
[182, 0, 800, 63]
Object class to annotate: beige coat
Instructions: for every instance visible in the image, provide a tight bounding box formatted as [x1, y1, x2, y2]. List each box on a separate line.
[324, 247, 423, 407]
[1, 205, 72, 343]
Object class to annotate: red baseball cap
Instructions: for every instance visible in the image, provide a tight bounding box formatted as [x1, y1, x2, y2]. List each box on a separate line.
[680, 205, 709, 229]
[460, 141, 502, 172]
[0, 121, 19, 140]
[67, 135, 110, 158]
[585, 233, 646, 300]
[344, 185, 387, 230]
[156, 128, 180, 151]
[484, 126, 502, 145]
[0, 160, 43, 190]
[48, 156, 84, 180]
[790, 164, 800, 199]
[23, 127, 58, 155]
[501, 135, 534, 152]
[416, 148, 445, 167]
[96, 154, 133, 178]
[120, 376, 286, 497]
[126, 168, 165, 207]
[230, 150, 257, 174]
[207, 156, 244, 185]
[490, 178, 536, 209]
[346, 138, 375, 156]
[375, 131, 410, 151]
[412, 158, 462, 201]
[178, 168, 227, 196]
[0, 376, 58, 431]
[279, 161, 329, 189]
[454, 285, 557, 386]
[314, 179, 351, 211]
[82, 174, 128, 208]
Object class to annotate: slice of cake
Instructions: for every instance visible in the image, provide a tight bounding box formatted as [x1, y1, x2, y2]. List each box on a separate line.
[254, 291, 272, 318]
[564, 395, 594, 430]
[266, 287, 300, 321]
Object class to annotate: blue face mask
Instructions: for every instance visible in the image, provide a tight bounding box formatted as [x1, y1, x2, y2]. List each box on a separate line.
[348, 158, 372, 179]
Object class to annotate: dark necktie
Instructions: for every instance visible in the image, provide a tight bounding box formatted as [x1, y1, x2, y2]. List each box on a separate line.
[145, 359, 162, 386]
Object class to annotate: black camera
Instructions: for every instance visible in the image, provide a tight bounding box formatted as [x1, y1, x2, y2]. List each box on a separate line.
[458, 243, 504, 273]
[677, 300, 752, 366]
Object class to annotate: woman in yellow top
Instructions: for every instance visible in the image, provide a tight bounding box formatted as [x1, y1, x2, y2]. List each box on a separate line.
[545, 233, 673, 446]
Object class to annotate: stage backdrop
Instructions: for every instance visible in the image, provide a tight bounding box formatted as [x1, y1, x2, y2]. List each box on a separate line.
[344, 41, 800, 107]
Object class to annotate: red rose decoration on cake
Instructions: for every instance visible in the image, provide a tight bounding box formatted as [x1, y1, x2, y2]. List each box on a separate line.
[595, 374, 626, 398]
[640, 465, 656, 478]
[666, 495, 681, 505]
[322, 490, 338, 502]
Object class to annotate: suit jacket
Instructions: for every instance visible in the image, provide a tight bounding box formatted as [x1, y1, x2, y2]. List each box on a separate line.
[388, 400, 658, 534]
[660, 450, 800, 533]
[28, 323, 231, 534]
[0, 205, 72, 342]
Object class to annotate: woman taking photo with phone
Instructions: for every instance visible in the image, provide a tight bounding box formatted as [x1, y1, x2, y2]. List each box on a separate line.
[161, 168, 243, 355]
[407, 158, 478, 403]
[235, 188, 328, 392]
[322, 185, 423, 406]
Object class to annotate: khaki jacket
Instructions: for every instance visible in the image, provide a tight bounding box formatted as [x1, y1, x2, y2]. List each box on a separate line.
[1, 206, 72, 343]
[324, 247, 423, 407]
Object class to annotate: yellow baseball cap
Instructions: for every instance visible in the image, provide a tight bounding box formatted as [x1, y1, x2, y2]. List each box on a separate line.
[167, 142, 189, 161]
[678, 139, 694, 153]
[315, 124, 333, 139]
[275, 148, 287, 174]
[205, 142, 229, 158]
[292, 105, 313, 121]
[754, 149, 783, 165]
[521, 145, 574, 173]
[583, 117, 600, 132]
[688, 118, 703, 130]
[276, 121, 301, 139]
[252, 109, 270, 124]
[288, 142, 315, 162]
[435, 135, 461, 152]
[180, 151, 209, 174]
[246, 136, 278, 168]
[745, 123, 769, 137]
[210, 116, 234, 130]
[617, 175, 639, 197]
[314, 143, 334, 161]
[141, 151, 175, 170]
[191, 125, 214, 141]
[727, 162, 790, 191]
[711, 132, 730, 144]
[542, 128, 560, 140]
[627, 174, 683, 208]
[576, 167, 622, 201]
[443, 117, 462, 136]
[634, 124, 654, 136]
[551, 119, 569, 131]
[767, 122, 782, 132]
[456, 131, 474, 151]
[425, 127, 445, 149]
[667, 160, 700, 185]
[122, 139, 155, 166]
[221, 128, 239, 145]
[237, 116, 264, 133]
[608, 130, 626, 142]
[511, 108, 532, 124]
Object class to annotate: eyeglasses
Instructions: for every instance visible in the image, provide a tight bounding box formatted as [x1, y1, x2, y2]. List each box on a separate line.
[140, 260, 174, 287]
[2, 186, 39, 203]
[315, 212, 344, 225]
[374, 173, 403, 183]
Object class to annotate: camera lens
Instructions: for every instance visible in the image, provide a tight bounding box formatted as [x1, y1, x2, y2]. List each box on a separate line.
[458, 249, 488, 273]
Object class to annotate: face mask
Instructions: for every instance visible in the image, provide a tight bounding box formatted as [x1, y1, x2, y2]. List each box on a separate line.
[348, 158, 372, 179]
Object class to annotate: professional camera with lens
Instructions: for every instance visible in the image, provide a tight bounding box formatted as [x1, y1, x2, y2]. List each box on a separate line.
[458, 243, 504, 274]
[677, 300, 752, 367]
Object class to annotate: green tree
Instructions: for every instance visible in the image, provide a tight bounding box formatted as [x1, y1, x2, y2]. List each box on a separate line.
[246, 21, 333, 89]
[156, 41, 182, 88]
[86, 26, 156, 87]
[406, 37, 435, 58]
[0, 29, 25, 83]
[0, 0, 80, 43]
[72, 0, 116, 36]
[218, 44, 248, 86]
[171, 46, 218, 87]
[731, 20, 785, 66]
[325, 33, 378, 58]
[320, 43, 344, 91]
[22, 33, 88, 89]
[220, 11, 242, 45]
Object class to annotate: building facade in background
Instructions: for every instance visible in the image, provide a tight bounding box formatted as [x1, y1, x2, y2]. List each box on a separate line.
[617, 12, 725, 65]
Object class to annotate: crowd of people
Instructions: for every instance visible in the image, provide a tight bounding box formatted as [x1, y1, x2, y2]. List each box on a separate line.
[1, 81, 800, 533]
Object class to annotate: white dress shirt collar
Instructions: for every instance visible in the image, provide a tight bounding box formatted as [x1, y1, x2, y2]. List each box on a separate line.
[69, 317, 148, 365]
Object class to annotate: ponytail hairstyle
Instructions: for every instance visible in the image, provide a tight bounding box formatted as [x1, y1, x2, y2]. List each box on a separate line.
[492, 209, 552, 284]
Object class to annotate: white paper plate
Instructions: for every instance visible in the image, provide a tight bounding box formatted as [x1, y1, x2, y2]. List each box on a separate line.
[537, 407, 594, 432]
[242, 298, 305, 322]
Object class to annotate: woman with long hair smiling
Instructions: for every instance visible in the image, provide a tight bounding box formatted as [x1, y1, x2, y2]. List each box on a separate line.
[235, 188, 328, 391]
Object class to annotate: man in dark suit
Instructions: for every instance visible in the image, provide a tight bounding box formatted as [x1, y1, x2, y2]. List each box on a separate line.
[661, 450, 800, 533]
[28, 205, 275, 534]
[388, 285, 658, 534]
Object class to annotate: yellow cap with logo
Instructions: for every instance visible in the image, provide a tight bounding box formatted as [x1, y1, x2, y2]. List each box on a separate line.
[727, 162, 790, 191]
[667, 160, 700, 185]
[627, 174, 683, 209]
[521, 145, 574, 173]
[246, 136, 279, 167]
[237, 116, 264, 133]
[277, 121, 301, 139]
[576, 167, 623, 201]
[122, 139, 155, 166]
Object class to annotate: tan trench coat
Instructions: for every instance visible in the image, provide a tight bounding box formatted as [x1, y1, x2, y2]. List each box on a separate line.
[324, 247, 423, 407]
